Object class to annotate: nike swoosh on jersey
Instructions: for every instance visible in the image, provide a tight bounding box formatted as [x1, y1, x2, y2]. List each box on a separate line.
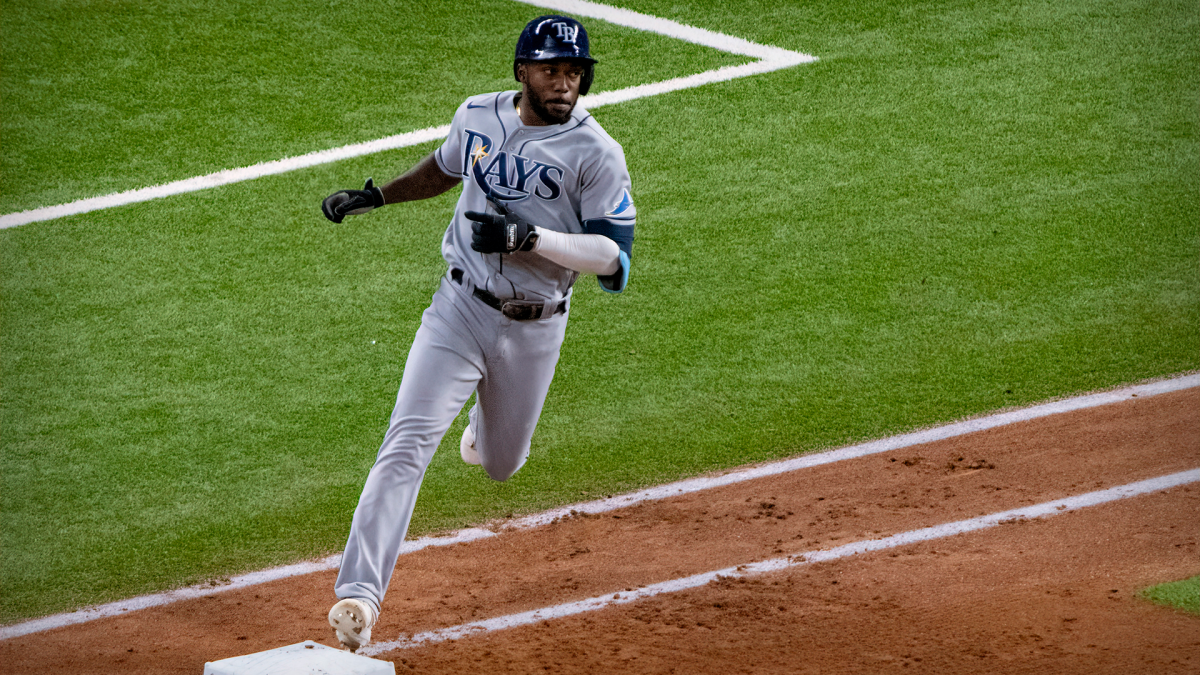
[467, 102, 487, 109]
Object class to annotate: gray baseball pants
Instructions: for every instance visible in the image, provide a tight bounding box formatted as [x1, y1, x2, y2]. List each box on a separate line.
[334, 273, 568, 615]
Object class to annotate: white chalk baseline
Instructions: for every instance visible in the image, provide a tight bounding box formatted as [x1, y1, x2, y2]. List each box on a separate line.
[1, 373, 1194, 641]
[0, 0, 815, 229]
[362, 467, 1200, 655]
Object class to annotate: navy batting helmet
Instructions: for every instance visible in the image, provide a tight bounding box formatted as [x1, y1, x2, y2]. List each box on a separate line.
[514, 15, 596, 95]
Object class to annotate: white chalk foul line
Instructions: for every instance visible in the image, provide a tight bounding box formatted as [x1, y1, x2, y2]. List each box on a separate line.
[362, 468, 1200, 655]
[0, 527, 494, 642]
[514, 0, 803, 61]
[0, 0, 814, 230]
[0, 126, 453, 230]
[1, 373, 1193, 642]
[496, 374, 1199, 530]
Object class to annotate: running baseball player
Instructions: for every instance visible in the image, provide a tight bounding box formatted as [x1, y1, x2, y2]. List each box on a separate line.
[320, 15, 635, 652]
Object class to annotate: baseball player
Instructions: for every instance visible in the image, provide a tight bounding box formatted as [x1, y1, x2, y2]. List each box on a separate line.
[320, 15, 635, 651]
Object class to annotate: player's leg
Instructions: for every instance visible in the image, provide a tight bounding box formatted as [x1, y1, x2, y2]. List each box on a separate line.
[334, 283, 485, 617]
[470, 311, 569, 481]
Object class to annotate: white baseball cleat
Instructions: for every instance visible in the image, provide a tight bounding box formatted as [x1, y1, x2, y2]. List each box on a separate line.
[460, 424, 481, 465]
[328, 598, 376, 652]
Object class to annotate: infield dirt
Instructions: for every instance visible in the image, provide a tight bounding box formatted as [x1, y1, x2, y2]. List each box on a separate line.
[2, 387, 1197, 674]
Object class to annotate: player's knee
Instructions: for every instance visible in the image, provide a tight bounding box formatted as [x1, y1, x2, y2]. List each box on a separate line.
[480, 449, 528, 482]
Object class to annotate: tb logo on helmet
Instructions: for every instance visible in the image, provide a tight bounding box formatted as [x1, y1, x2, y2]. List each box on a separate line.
[553, 22, 578, 44]
[514, 14, 597, 95]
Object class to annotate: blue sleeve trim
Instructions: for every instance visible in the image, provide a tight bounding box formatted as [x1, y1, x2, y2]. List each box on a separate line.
[599, 250, 630, 294]
[582, 217, 634, 258]
[583, 218, 634, 293]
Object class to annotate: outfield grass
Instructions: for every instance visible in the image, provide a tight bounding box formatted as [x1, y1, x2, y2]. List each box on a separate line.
[0, 0, 745, 214]
[2, 0, 1197, 624]
[1141, 576, 1200, 616]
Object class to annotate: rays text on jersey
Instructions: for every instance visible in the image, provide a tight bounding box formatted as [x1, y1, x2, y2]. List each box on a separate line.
[463, 130, 564, 203]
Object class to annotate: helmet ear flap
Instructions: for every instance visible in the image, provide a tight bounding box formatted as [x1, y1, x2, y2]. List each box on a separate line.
[580, 64, 593, 96]
[514, 15, 595, 93]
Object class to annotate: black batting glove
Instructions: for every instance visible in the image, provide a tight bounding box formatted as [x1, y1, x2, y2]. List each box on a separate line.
[321, 178, 386, 223]
[466, 208, 538, 253]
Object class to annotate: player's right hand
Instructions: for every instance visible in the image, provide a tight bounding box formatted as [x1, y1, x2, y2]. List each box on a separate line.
[466, 208, 538, 253]
[321, 178, 386, 223]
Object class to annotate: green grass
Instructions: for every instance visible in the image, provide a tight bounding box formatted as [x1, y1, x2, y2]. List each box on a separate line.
[3, 0, 1198, 624]
[1141, 576, 1200, 616]
[0, 0, 746, 213]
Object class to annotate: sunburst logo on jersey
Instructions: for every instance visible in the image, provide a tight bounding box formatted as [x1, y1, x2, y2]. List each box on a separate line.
[462, 129, 565, 203]
[470, 144, 490, 170]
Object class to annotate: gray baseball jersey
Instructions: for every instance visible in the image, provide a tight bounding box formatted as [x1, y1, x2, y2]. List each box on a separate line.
[435, 90, 636, 299]
[334, 91, 636, 616]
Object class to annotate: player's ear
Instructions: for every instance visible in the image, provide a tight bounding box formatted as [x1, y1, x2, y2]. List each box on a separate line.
[515, 62, 527, 84]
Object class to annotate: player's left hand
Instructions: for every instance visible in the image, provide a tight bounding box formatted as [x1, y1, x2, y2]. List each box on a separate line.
[321, 178, 385, 223]
[466, 208, 538, 253]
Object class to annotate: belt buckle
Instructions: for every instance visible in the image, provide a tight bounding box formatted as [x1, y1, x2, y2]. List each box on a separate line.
[501, 300, 543, 321]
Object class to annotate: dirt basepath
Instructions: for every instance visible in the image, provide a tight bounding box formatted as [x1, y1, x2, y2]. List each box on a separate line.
[399, 489, 1199, 675]
[2, 388, 1197, 674]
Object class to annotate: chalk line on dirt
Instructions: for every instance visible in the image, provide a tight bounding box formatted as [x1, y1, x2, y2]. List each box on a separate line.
[362, 468, 1200, 655]
[497, 375, 1199, 530]
[0, 374, 1192, 641]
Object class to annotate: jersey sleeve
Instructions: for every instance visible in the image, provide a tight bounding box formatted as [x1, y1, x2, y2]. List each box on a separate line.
[434, 100, 471, 178]
[579, 145, 636, 293]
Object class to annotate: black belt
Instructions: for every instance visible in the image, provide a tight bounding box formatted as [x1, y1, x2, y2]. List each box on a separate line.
[451, 268, 567, 321]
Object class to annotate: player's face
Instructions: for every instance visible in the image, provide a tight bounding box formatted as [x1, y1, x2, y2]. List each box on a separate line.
[518, 60, 584, 125]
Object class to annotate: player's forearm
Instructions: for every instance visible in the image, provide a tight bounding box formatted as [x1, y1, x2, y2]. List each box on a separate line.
[380, 153, 461, 204]
[531, 229, 620, 276]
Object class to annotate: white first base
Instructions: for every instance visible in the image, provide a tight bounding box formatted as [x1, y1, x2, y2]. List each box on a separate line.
[203, 640, 395, 674]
